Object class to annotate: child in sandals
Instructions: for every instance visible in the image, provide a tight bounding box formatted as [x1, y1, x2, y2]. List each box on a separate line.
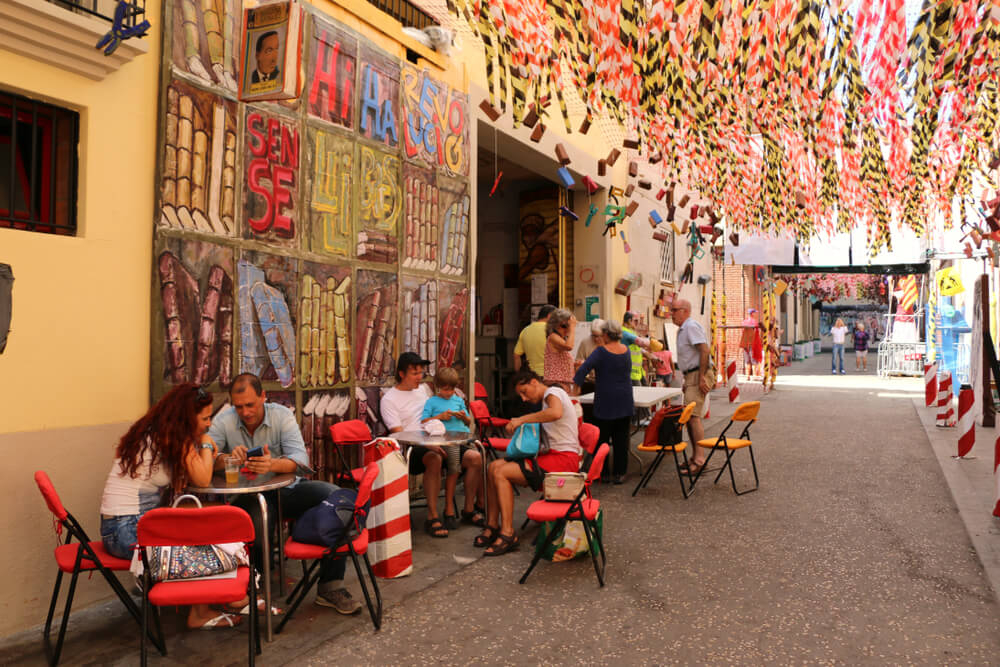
[421, 367, 485, 530]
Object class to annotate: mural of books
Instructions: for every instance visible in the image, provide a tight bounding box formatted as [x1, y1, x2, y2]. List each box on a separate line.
[238, 0, 303, 102]
[354, 270, 397, 386]
[237, 255, 297, 387]
[438, 281, 469, 371]
[156, 241, 234, 387]
[161, 81, 237, 235]
[355, 386, 388, 438]
[171, 0, 240, 91]
[357, 144, 400, 264]
[307, 127, 353, 257]
[438, 175, 470, 276]
[400, 276, 438, 375]
[298, 263, 352, 388]
[301, 389, 350, 478]
[401, 163, 437, 271]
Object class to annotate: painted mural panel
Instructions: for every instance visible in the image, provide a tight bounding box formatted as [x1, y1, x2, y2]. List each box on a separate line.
[237, 252, 297, 387]
[244, 108, 301, 245]
[307, 127, 353, 257]
[357, 144, 400, 264]
[358, 47, 400, 149]
[302, 389, 351, 479]
[307, 17, 357, 130]
[155, 238, 235, 388]
[399, 275, 438, 374]
[401, 163, 436, 271]
[298, 262, 352, 388]
[438, 280, 469, 373]
[400, 65, 469, 178]
[354, 270, 397, 386]
[161, 80, 238, 235]
[438, 174, 470, 276]
[519, 188, 561, 311]
[355, 386, 388, 438]
[171, 0, 240, 92]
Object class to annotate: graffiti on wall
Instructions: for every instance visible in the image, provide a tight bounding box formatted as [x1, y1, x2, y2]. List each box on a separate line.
[244, 108, 300, 244]
[401, 163, 437, 271]
[308, 128, 352, 257]
[358, 47, 399, 148]
[302, 389, 350, 475]
[156, 239, 234, 387]
[400, 275, 438, 374]
[298, 262, 352, 388]
[354, 270, 397, 385]
[171, 0, 239, 91]
[357, 145, 400, 263]
[238, 253, 297, 387]
[400, 65, 469, 177]
[161, 80, 237, 235]
[308, 18, 356, 130]
[518, 188, 560, 311]
[438, 174, 469, 276]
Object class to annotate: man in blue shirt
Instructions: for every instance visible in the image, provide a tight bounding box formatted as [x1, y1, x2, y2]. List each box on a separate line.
[208, 373, 361, 615]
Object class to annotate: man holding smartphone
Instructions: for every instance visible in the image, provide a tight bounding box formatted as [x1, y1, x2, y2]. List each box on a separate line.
[207, 373, 362, 615]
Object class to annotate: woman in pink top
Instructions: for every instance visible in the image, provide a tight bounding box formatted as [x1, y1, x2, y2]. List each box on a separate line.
[543, 308, 576, 390]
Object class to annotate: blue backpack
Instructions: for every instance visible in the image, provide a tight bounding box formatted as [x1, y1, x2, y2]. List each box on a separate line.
[292, 488, 368, 548]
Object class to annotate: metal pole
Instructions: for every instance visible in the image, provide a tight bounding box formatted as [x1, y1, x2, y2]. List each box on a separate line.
[981, 273, 994, 427]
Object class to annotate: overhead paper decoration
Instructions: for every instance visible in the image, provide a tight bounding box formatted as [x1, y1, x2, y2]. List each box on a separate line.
[445, 0, 1000, 258]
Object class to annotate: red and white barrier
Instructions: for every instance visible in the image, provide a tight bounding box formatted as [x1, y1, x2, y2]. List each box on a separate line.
[957, 384, 975, 457]
[924, 362, 937, 407]
[727, 360, 739, 403]
[936, 372, 955, 427]
[365, 439, 413, 578]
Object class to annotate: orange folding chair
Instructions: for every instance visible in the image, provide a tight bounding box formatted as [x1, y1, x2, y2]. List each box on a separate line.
[632, 402, 697, 498]
[690, 401, 761, 495]
[277, 463, 382, 632]
[520, 443, 610, 586]
[136, 505, 258, 665]
[329, 419, 373, 487]
[34, 471, 162, 665]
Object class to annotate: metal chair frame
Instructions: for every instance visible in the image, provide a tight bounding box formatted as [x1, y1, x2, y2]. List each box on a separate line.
[690, 402, 760, 495]
[632, 403, 696, 498]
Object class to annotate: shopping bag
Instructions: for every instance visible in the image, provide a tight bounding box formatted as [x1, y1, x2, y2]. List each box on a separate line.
[506, 423, 541, 458]
[364, 438, 412, 578]
[533, 509, 603, 562]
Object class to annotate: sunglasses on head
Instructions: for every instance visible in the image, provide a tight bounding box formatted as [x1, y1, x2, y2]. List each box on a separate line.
[196, 386, 209, 400]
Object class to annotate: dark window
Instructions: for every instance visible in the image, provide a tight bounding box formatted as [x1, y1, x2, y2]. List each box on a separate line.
[366, 0, 437, 30]
[0, 91, 79, 236]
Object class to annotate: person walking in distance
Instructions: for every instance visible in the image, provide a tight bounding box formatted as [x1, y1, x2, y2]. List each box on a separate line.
[853, 321, 871, 371]
[671, 298, 715, 476]
[830, 317, 847, 375]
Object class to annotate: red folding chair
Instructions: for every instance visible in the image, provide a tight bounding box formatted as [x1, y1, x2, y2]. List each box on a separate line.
[329, 420, 373, 487]
[136, 506, 258, 666]
[520, 444, 610, 587]
[34, 471, 161, 665]
[520, 423, 600, 531]
[277, 462, 382, 633]
[474, 381, 489, 402]
[469, 398, 509, 434]
[469, 400, 510, 460]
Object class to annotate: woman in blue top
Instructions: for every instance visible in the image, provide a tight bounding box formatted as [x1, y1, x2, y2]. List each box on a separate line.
[573, 319, 634, 484]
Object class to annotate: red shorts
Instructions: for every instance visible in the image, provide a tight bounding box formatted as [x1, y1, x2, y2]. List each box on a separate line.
[510, 450, 581, 491]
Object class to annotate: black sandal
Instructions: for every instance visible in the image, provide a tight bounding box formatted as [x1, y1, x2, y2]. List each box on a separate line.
[483, 533, 519, 557]
[443, 514, 459, 530]
[424, 517, 449, 538]
[461, 508, 486, 527]
[474, 526, 498, 548]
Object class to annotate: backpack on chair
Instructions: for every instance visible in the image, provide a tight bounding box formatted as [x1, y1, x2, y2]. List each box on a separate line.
[643, 404, 685, 448]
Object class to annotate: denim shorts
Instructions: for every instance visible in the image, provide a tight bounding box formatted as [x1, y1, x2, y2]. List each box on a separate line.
[100, 514, 139, 560]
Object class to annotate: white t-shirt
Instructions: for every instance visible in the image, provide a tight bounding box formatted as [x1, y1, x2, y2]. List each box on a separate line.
[381, 384, 432, 433]
[100, 443, 171, 516]
[831, 326, 847, 344]
[541, 386, 581, 455]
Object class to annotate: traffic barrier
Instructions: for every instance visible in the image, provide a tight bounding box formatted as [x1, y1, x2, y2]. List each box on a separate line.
[957, 384, 975, 457]
[727, 360, 739, 403]
[936, 372, 955, 427]
[924, 362, 937, 407]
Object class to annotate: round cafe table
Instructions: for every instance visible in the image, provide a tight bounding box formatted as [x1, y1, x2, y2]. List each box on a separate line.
[392, 431, 488, 519]
[187, 471, 294, 643]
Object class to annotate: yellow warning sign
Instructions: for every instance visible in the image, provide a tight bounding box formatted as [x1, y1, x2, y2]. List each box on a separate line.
[936, 267, 964, 296]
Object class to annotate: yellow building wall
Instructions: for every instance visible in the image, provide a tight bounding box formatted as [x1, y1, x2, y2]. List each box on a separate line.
[0, 5, 162, 637]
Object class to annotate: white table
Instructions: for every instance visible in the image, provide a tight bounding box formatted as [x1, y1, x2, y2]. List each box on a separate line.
[576, 386, 683, 474]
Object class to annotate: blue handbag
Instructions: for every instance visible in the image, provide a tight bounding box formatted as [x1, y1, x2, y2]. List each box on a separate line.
[506, 423, 541, 459]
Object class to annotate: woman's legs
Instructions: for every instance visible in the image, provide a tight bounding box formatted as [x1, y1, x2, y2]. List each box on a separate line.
[461, 448, 484, 512]
[481, 459, 527, 536]
[611, 416, 631, 479]
[596, 419, 613, 479]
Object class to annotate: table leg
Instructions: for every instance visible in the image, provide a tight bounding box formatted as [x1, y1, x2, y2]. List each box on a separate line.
[257, 492, 273, 642]
[276, 489, 285, 597]
[473, 441, 488, 520]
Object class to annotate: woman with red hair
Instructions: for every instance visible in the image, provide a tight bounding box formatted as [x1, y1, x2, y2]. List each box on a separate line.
[98, 383, 230, 629]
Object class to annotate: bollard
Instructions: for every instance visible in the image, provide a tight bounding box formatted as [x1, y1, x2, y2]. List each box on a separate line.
[727, 360, 739, 403]
[957, 384, 975, 457]
[936, 372, 955, 427]
[924, 362, 937, 407]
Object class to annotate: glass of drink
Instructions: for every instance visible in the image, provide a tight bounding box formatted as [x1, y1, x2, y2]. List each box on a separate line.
[224, 456, 240, 485]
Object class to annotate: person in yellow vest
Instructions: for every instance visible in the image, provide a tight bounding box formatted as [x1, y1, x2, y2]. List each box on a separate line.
[622, 311, 648, 424]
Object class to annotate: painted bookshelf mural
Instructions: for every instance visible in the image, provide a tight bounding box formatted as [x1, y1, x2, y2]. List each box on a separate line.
[152, 0, 471, 434]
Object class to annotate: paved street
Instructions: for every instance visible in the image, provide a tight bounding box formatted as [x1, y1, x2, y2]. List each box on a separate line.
[3, 353, 999, 665]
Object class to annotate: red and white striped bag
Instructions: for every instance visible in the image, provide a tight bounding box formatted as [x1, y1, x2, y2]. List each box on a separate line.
[364, 439, 412, 578]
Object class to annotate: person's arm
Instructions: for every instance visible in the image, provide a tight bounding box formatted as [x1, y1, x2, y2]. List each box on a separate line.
[247, 407, 306, 474]
[185, 437, 217, 487]
[548, 332, 573, 352]
[514, 333, 525, 370]
[572, 349, 598, 387]
[453, 400, 472, 427]
[697, 342, 711, 393]
[513, 355, 523, 371]
[506, 392, 562, 432]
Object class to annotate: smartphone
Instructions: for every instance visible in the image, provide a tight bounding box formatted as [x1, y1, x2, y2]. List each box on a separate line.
[246, 446, 264, 458]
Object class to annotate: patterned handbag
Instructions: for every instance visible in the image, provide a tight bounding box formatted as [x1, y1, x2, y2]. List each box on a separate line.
[141, 494, 245, 582]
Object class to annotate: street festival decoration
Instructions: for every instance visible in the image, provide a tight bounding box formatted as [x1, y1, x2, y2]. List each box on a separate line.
[784, 273, 885, 303]
[446, 0, 1000, 256]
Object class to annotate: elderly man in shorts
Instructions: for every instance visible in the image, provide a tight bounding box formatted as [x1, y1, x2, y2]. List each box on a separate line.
[671, 298, 715, 475]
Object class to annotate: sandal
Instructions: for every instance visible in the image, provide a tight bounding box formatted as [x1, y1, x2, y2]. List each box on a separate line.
[474, 526, 498, 548]
[461, 508, 486, 527]
[189, 612, 242, 630]
[443, 514, 459, 530]
[680, 460, 706, 476]
[424, 517, 449, 538]
[228, 599, 284, 616]
[483, 533, 519, 557]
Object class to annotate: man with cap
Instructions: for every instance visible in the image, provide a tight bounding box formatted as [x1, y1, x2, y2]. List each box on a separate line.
[381, 352, 454, 537]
